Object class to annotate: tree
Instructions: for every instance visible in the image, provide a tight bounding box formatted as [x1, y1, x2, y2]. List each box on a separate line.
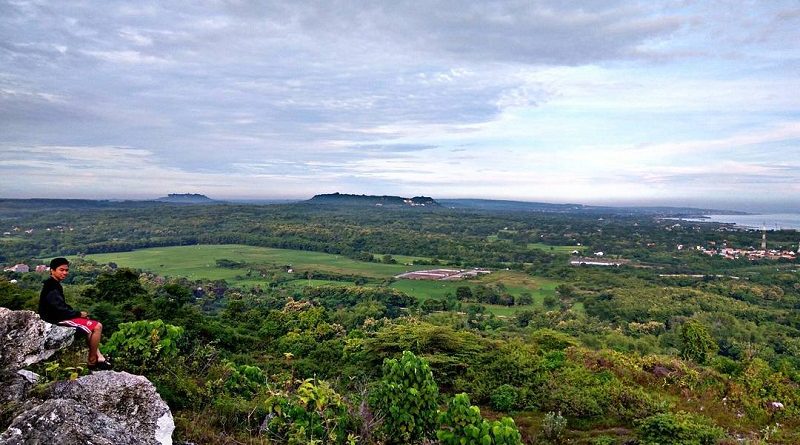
[680, 320, 717, 364]
[153, 283, 193, 319]
[516, 292, 533, 306]
[455, 286, 473, 301]
[90, 268, 146, 303]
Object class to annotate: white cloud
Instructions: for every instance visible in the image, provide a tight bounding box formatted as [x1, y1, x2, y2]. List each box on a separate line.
[0, 1, 798, 209]
[81, 50, 169, 65]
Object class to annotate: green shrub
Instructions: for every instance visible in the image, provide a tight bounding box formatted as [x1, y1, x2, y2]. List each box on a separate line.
[103, 319, 183, 374]
[709, 355, 743, 376]
[371, 351, 439, 444]
[530, 329, 579, 352]
[220, 361, 266, 398]
[490, 417, 523, 445]
[680, 320, 717, 364]
[263, 378, 355, 444]
[490, 384, 519, 412]
[437, 393, 490, 445]
[592, 436, 616, 445]
[438, 393, 522, 445]
[636, 411, 723, 445]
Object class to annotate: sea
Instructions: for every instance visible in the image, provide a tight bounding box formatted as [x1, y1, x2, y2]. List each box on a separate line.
[675, 213, 800, 231]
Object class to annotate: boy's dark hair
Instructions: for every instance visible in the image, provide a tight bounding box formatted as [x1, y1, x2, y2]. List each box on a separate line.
[49, 257, 69, 269]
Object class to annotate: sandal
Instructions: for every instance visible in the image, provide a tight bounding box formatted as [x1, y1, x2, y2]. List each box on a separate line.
[88, 360, 113, 371]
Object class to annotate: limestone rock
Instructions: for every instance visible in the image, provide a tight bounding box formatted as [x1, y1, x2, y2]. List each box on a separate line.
[0, 308, 174, 445]
[50, 371, 175, 445]
[0, 308, 76, 372]
[0, 399, 134, 445]
[0, 370, 39, 404]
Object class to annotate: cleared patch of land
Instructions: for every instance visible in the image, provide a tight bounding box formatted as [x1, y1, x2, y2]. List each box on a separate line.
[372, 253, 441, 265]
[86, 244, 432, 280]
[526, 242, 585, 253]
[86, 245, 561, 315]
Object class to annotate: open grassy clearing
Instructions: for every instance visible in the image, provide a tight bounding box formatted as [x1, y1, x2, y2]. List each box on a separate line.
[391, 270, 558, 303]
[371, 253, 443, 265]
[286, 279, 353, 289]
[0, 236, 24, 245]
[86, 244, 432, 281]
[86, 245, 562, 315]
[389, 279, 465, 300]
[526, 242, 585, 253]
[390, 270, 560, 315]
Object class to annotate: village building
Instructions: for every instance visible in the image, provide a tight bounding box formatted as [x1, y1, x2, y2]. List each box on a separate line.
[3, 264, 30, 273]
[569, 257, 629, 267]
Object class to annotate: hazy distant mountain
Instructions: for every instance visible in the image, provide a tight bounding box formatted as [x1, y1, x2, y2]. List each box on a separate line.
[438, 199, 746, 216]
[307, 193, 440, 207]
[154, 193, 215, 203]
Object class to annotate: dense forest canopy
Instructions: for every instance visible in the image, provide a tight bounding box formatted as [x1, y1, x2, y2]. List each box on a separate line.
[1, 199, 798, 444]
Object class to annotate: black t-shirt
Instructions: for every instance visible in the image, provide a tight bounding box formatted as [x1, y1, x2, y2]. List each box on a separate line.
[38, 277, 80, 323]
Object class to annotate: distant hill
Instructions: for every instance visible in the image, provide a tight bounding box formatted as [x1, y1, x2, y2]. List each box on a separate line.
[154, 193, 215, 203]
[307, 193, 440, 207]
[438, 199, 746, 216]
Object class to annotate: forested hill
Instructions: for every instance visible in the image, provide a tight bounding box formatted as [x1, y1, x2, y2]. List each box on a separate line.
[308, 192, 440, 207]
[154, 193, 216, 203]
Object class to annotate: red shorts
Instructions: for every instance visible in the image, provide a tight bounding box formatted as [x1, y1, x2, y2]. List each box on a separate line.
[58, 317, 99, 335]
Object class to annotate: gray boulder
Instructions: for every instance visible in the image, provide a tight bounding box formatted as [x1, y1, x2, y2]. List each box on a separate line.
[0, 307, 76, 372]
[0, 370, 40, 404]
[0, 308, 175, 445]
[49, 371, 175, 445]
[0, 399, 133, 445]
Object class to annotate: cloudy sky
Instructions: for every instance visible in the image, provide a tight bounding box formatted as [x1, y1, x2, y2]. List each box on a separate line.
[1, 1, 799, 211]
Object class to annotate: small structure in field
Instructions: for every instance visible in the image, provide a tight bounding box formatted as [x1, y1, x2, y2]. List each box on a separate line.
[396, 268, 491, 281]
[569, 257, 629, 267]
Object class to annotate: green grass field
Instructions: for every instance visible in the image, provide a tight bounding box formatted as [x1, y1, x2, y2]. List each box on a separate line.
[86, 245, 561, 315]
[86, 245, 431, 281]
[389, 270, 559, 316]
[526, 243, 585, 253]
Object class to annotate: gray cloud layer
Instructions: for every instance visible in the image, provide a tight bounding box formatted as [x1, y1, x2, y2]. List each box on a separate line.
[1, 1, 799, 207]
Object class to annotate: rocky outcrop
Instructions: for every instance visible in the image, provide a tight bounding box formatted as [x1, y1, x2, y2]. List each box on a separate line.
[1, 371, 174, 445]
[1, 399, 132, 445]
[0, 308, 76, 371]
[52, 371, 174, 444]
[0, 307, 174, 445]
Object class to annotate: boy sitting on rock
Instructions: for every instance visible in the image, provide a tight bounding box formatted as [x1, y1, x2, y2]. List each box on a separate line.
[39, 257, 112, 371]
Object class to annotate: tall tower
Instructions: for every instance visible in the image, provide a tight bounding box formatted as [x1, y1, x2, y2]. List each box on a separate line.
[761, 225, 767, 251]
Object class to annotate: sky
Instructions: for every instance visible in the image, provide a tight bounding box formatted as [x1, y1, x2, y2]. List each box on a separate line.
[1, 1, 799, 212]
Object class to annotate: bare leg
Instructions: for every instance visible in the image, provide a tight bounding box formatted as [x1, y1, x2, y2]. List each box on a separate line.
[87, 322, 104, 364]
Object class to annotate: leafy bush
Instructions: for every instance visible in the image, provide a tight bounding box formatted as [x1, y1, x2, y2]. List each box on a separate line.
[490, 384, 520, 412]
[437, 393, 489, 445]
[103, 319, 183, 374]
[636, 411, 723, 445]
[263, 378, 355, 444]
[592, 436, 616, 445]
[438, 393, 522, 445]
[371, 351, 439, 444]
[218, 361, 266, 398]
[680, 320, 717, 364]
[530, 329, 579, 352]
